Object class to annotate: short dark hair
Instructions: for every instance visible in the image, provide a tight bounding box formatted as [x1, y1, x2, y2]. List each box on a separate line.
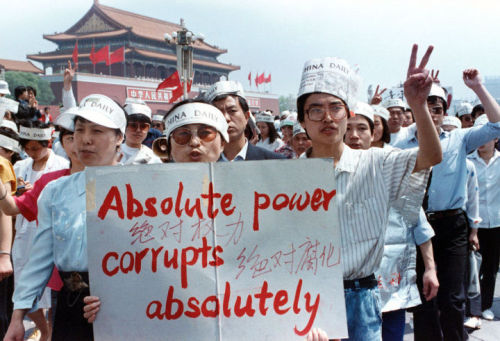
[58, 127, 73, 147]
[126, 114, 152, 125]
[14, 86, 27, 100]
[26, 86, 37, 97]
[212, 94, 249, 113]
[471, 104, 484, 118]
[0, 127, 19, 142]
[351, 114, 375, 133]
[18, 119, 51, 147]
[379, 116, 391, 144]
[427, 96, 447, 114]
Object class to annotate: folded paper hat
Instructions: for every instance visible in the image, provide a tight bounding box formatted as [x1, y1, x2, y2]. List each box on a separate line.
[297, 57, 360, 109]
[352, 102, 374, 123]
[428, 84, 447, 106]
[124, 97, 152, 120]
[455, 102, 473, 117]
[383, 98, 405, 110]
[205, 80, 246, 103]
[255, 111, 275, 123]
[292, 122, 306, 137]
[372, 105, 390, 121]
[442, 115, 461, 129]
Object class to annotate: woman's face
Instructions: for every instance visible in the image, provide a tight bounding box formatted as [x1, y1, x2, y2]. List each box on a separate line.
[345, 115, 373, 150]
[169, 123, 224, 163]
[61, 133, 79, 164]
[24, 140, 49, 162]
[0, 147, 14, 161]
[74, 119, 123, 167]
[281, 126, 293, 144]
[257, 122, 269, 139]
[373, 115, 384, 143]
[125, 119, 150, 147]
[291, 133, 311, 157]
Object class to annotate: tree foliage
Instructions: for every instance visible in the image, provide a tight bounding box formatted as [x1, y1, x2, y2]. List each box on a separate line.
[4, 71, 55, 105]
[279, 94, 297, 112]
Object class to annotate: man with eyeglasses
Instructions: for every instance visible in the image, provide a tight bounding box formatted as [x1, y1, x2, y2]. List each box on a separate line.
[205, 80, 284, 161]
[296, 45, 442, 340]
[394, 70, 500, 341]
[120, 98, 162, 165]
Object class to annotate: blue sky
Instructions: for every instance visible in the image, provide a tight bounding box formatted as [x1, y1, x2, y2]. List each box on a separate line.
[2, 0, 499, 102]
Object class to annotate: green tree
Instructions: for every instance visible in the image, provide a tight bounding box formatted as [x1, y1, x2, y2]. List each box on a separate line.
[279, 94, 297, 112]
[5, 71, 55, 105]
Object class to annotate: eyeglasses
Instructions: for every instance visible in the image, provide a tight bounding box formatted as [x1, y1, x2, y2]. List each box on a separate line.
[306, 104, 347, 122]
[152, 122, 163, 129]
[128, 122, 150, 131]
[171, 125, 218, 145]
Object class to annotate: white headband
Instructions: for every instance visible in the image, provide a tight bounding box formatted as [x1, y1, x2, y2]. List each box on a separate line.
[164, 102, 229, 142]
[0, 133, 20, 154]
[255, 112, 274, 123]
[292, 122, 306, 137]
[19, 126, 52, 141]
[152, 114, 164, 122]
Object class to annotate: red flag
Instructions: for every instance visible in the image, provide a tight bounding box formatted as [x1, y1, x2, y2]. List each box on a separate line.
[108, 47, 124, 65]
[255, 73, 259, 87]
[168, 80, 192, 104]
[90, 46, 96, 64]
[258, 72, 265, 85]
[156, 71, 181, 91]
[264, 73, 271, 83]
[72, 41, 78, 65]
[93, 45, 109, 64]
[248, 72, 251, 86]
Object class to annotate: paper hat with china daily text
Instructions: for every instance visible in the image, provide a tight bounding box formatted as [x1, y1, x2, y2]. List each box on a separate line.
[164, 102, 229, 142]
[297, 57, 361, 109]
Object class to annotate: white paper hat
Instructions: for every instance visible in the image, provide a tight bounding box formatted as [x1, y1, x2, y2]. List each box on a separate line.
[0, 119, 18, 134]
[280, 110, 291, 119]
[0, 97, 19, 114]
[0, 132, 20, 154]
[429, 83, 447, 106]
[164, 102, 229, 142]
[152, 114, 164, 122]
[473, 114, 489, 127]
[442, 115, 461, 129]
[455, 102, 473, 117]
[280, 115, 296, 128]
[372, 105, 390, 121]
[352, 101, 374, 124]
[19, 126, 52, 141]
[383, 98, 405, 110]
[292, 122, 307, 137]
[0, 81, 10, 95]
[124, 97, 152, 120]
[297, 57, 360, 109]
[73, 94, 127, 134]
[205, 80, 246, 103]
[54, 106, 79, 132]
[255, 111, 275, 123]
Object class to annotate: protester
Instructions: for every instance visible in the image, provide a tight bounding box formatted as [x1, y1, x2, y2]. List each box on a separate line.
[10, 119, 68, 340]
[82, 99, 229, 322]
[394, 69, 500, 341]
[290, 122, 311, 158]
[0, 81, 10, 98]
[14, 86, 41, 122]
[466, 114, 500, 324]
[3, 93, 126, 341]
[0, 127, 21, 165]
[456, 102, 474, 128]
[371, 105, 391, 148]
[402, 105, 414, 127]
[255, 111, 285, 151]
[274, 115, 296, 158]
[206, 80, 284, 160]
[0, 155, 17, 339]
[120, 98, 162, 165]
[295, 44, 440, 340]
[383, 98, 406, 142]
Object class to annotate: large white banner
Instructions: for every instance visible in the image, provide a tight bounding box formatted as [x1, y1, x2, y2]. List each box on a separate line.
[86, 159, 347, 340]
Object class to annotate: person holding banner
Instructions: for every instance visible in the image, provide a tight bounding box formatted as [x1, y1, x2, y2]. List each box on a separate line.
[295, 44, 441, 340]
[205, 80, 284, 161]
[3, 94, 126, 341]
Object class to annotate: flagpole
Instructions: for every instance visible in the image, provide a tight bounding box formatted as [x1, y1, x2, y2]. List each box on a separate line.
[93, 38, 96, 74]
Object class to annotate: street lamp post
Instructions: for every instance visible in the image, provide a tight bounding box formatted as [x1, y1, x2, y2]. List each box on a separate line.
[164, 20, 204, 100]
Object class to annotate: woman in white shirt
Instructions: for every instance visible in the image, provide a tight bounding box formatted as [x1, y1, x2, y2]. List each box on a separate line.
[255, 111, 284, 152]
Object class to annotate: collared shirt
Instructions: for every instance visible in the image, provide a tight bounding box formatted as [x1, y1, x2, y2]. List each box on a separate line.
[394, 121, 500, 211]
[302, 145, 428, 279]
[468, 150, 500, 228]
[256, 137, 284, 152]
[220, 140, 248, 162]
[13, 171, 87, 310]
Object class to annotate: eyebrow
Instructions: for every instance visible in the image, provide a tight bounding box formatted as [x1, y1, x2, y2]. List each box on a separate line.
[308, 101, 344, 107]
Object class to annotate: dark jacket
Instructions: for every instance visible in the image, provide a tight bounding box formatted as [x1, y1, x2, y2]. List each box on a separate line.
[245, 143, 285, 160]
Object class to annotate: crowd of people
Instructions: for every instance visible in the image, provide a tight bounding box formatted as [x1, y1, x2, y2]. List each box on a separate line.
[0, 43, 498, 341]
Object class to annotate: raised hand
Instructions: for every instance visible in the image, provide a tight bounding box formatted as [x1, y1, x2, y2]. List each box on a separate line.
[370, 85, 387, 105]
[64, 60, 77, 91]
[404, 44, 434, 108]
[463, 68, 482, 90]
[431, 69, 440, 84]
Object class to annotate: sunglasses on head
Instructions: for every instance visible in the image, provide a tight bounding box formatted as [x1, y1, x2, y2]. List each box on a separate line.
[171, 125, 218, 145]
[128, 122, 150, 131]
